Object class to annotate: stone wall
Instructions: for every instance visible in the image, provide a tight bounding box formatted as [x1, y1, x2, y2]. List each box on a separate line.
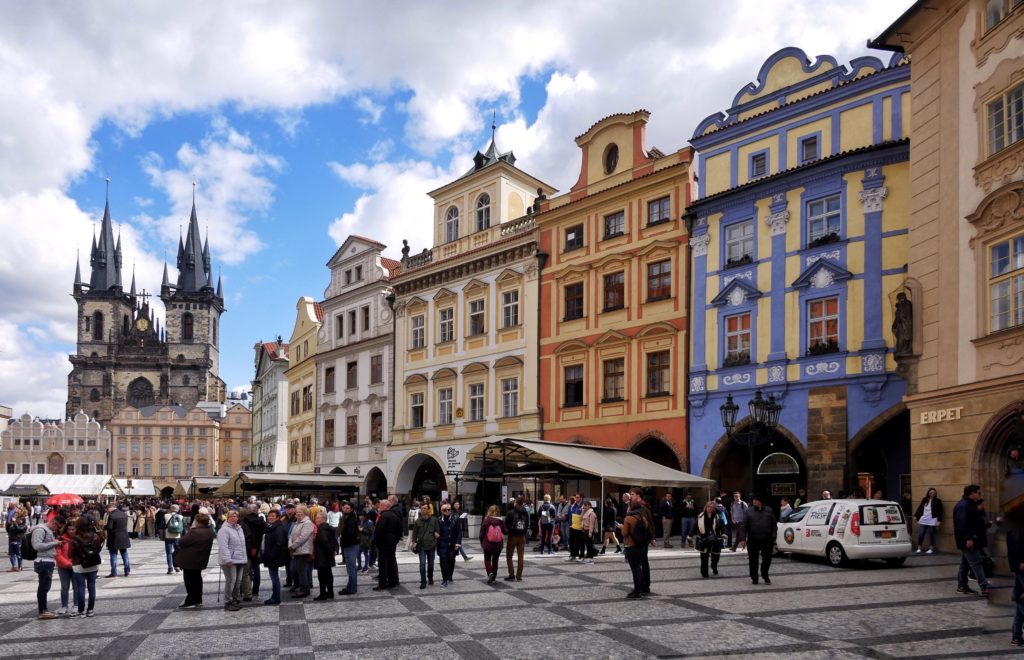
[805, 386, 849, 498]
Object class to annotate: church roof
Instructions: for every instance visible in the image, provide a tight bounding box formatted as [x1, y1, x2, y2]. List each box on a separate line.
[88, 198, 123, 292]
[176, 202, 211, 293]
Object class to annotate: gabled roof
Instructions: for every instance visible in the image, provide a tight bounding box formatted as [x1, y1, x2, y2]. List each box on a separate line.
[710, 277, 763, 307]
[326, 234, 387, 268]
[313, 302, 325, 323]
[791, 258, 853, 289]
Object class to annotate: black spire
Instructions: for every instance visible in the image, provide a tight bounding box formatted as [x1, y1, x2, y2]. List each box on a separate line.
[468, 112, 516, 174]
[176, 201, 210, 292]
[87, 182, 123, 292]
[73, 251, 83, 294]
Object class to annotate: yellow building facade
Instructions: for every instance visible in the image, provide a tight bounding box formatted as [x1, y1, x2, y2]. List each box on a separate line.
[285, 297, 322, 474]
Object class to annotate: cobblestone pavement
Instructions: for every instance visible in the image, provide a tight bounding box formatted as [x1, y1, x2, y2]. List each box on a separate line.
[0, 537, 1018, 659]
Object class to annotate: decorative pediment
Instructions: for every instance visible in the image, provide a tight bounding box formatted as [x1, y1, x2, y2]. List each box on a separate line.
[461, 361, 489, 374]
[433, 287, 456, 302]
[966, 181, 1024, 248]
[555, 263, 590, 282]
[791, 259, 852, 290]
[495, 268, 524, 285]
[493, 356, 523, 369]
[594, 329, 630, 346]
[431, 367, 458, 381]
[463, 278, 489, 296]
[636, 321, 678, 338]
[406, 295, 427, 310]
[554, 339, 590, 354]
[403, 373, 428, 386]
[710, 278, 763, 307]
[636, 239, 677, 258]
[592, 253, 628, 271]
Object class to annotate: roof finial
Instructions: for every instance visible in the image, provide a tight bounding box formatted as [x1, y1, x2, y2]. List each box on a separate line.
[104, 176, 110, 204]
[491, 111, 496, 139]
[192, 178, 197, 205]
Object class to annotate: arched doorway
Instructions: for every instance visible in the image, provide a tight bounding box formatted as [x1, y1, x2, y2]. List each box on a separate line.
[631, 436, 682, 471]
[707, 426, 806, 506]
[850, 409, 910, 501]
[160, 486, 175, 499]
[395, 453, 446, 501]
[974, 400, 1024, 524]
[364, 466, 387, 498]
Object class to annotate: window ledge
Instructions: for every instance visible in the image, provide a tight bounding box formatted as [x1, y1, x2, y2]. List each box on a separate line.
[646, 295, 672, 304]
[645, 391, 671, 399]
[601, 397, 625, 404]
[646, 219, 670, 228]
[602, 305, 625, 313]
[972, 323, 1024, 347]
[500, 323, 522, 330]
[563, 245, 584, 254]
[435, 340, 455, 346]
[467, 331, 487, 338]
[602, 232, 626, 241]
[563, 316, 584, 322]
[562, 402, 585, 409]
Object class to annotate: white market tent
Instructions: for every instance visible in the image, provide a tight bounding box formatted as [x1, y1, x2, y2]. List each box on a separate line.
[214, 472, 363, 498]
[174, 476, 230, 499]
[0, 474, 123, 498]
[114, 478, 156, 497]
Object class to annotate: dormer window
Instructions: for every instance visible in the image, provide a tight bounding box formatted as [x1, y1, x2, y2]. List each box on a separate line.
[445, 206, 459, 243]
[476, 194, 491, 232]
[603, 143, 619, 174]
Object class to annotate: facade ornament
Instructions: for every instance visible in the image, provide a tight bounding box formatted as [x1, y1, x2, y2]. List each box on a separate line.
[727, 287, 746, 307]
[892, 292, 913, 356]
[805, 361, 841, 376]
[805, 249, 841, 266]
[689, 376, 706, 393]
[858, 186, 888, 213]
[810, 268, 834, 289]
[861, 353, 885, 373]
[525, 262, 539, 281]
[766, 209, 790, 236]
[689, 233, 710, 257]
[721, 372, 751, 386]
[768, 364, 786, 383]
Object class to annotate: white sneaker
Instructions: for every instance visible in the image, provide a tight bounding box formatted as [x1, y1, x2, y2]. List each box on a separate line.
[925, 548, 934, 555]
[59, 607, 69, 616]
[914, 548, 922, 554]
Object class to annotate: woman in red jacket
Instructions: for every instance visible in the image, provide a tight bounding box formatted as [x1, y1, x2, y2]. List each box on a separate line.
[55, 518, 77, 617]
[478, 505, 507, 584]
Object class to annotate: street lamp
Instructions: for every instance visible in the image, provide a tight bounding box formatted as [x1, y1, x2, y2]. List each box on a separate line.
[720, 389, 781, 498]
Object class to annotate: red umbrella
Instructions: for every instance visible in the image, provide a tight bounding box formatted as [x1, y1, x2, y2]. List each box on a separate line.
[46, 493, 84, 507]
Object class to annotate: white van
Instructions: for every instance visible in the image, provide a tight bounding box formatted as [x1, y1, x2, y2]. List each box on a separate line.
[776, 499, 911, 567]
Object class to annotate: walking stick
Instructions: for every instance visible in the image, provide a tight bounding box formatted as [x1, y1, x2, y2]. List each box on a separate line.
[217, 564, 221, 603]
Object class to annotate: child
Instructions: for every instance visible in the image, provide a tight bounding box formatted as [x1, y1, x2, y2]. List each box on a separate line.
[357, 512, 374, 573]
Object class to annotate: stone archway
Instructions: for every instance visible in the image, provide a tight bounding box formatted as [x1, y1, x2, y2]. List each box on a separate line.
[364, 467, 387, 498]
[701, 423, 807, 502]
[629, 434, 682, 471]
[972, 399, 1024, 521]
[848, 404, 910, 501]
[394, 452, 446, 501]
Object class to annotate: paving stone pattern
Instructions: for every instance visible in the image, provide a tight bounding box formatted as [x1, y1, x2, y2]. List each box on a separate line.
[0, 539, 1018, 659]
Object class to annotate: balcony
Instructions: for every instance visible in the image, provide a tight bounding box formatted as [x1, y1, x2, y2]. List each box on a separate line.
[402, 216, 537, 272]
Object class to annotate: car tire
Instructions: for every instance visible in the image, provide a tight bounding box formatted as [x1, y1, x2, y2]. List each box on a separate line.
[884, 557, 906, 567]
[826, 542, 847, 568]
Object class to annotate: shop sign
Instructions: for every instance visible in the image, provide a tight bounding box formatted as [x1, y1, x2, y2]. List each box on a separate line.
[446, 446, 461, 471]
[919, 406, 963, 425]
[771, 482, 796, 496]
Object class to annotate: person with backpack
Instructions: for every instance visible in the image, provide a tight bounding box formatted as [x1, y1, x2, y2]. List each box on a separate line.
[5, 514, 27, 572]
[69, 516, 103, 617]
[163, 505, 185, 575]
[479, 505, 506, 584]
[555, 495, 571, 552]
[504, 496, 530, 581]
[28, 514, 66, 619]
[538, 495, 557, 555]
[621, 499, 652, 599]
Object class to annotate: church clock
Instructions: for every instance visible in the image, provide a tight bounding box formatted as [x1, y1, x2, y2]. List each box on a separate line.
[135, 317, 150, 333]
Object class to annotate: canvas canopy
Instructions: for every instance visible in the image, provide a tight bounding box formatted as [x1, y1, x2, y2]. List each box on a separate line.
[482, 438, 715, 489]
[114, 478, 156, 497]
[215, 472, 362, 497]
[0, 474, 122, 498]
[174, 477, 230, 498]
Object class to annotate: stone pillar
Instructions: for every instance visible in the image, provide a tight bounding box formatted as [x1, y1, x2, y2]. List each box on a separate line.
[805, 386, 848, 497]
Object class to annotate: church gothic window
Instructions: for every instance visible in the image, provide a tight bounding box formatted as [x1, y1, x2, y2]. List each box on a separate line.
[92, 311, 104, 341]
[182, 313, 194, 341]
[127, 377, 155, 409]
[89, 388, 100, 402]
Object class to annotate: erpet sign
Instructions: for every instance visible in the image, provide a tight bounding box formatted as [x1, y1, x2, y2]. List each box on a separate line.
[918, 407, 963, 425]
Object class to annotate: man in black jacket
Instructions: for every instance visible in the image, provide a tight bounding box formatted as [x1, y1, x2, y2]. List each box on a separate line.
[338, 501, 361, 595]
[954, 484, 992, 597]
[373, 501, 402, 591]
[240, 504, 267, 601]
[745, 495, 777, 585]
[504, 496, 529, 581]
[261, 510, 289, 605]
[104, 504, 131, 577]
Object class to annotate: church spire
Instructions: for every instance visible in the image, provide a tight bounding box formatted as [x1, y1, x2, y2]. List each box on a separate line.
[176, 197, 210, 292]
[216, 271, 223, 299]
[73, 251, 82, 294]
[129, 266, 137, 303]
[87, 180, 123, 292]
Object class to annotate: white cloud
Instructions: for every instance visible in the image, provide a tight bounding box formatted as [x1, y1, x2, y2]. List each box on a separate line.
[355, 96, 385, 125]
[367, 138, 394, 162]
[0, 320, 72, 418]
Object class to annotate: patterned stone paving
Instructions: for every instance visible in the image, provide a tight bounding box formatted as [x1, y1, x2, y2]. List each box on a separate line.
[0, 537, 1018, 659]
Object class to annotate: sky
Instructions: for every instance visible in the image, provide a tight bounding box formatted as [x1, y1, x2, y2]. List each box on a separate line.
[0, 1, 913, 419]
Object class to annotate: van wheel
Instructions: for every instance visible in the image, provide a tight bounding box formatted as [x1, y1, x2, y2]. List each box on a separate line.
[826, 542, 847, 567]
[884, 557, 906, 567]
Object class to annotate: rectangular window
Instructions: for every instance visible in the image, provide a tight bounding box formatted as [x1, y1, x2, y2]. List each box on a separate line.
[370, 412, 383, 443]
[345, 269, 352, 285]
[989, 235, 1024, 332]
[565, 224, 584, 251]
[348, 310, 356, 336]
[81, 464, 90, 476]
[186, 441, 194, 455]
[469, 299, 486, 335]
[336, 314, 344, 339]
[118, 463, 126, 477]
[604, 211, 625, 238]
[987, 81, 1023, 155]
[95, 464, 104, 475]
[21, 463, 30, 474]
[725, 220, 754, 265]
[198, 443, 206, 456]
[411, 393, 425, 428]
[603, 358, 625, 401]
[370, 355, 383, 384]
[469, 383, 485, 421]
[324, 367, 335, 394]
[184, 463, 192, 477]
[173, 442, 181, 457]
[355, 265, 363, 281]
[66, 463, 75, 475]
[806, 194, 841, 245]
[724, 312, 752, 366]
[565, 282, 584, 320]
[502, 290, 520, 328]
[647, 196, 671, 225]
[412, 315, 425, 348]
[751, 152, 768, 178]
[362, 305, 370, 331]
[303, 385, 313, 411]
[143, 464, 152, 476]
[647, 351, 670, 396]
[501, 377, 519, 418]
[347, 361, 358, 389]
[808, 297, 840, 354]
[291, 391, 300, 416]
[439, 307, 454, 342]
[197, 462, 205, 477]
[986, 0, 1024, 30]
[161, 442, 168, 457]
[346, 416, 358, 445]
[37, 464, 45, 474]
[647, 260, 672, 300]
[604, 272, 625, 310]
[144, 442, 152, 457]
[5, 464, 14, 474]
[438, 387, 453, 425]
[324, 419, 335, 448]
[564, 364, 584, 407]
[800, 135, 819, 164]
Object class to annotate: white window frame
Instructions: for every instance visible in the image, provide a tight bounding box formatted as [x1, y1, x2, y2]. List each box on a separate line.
[412, 315, 425, 348]
[808, 296, 840, 349]
[469, 299, 486, 335]
[725, 220, 754, 263]
[724, 312, 752, 363]
[469, 383, 485, 421]
[806, 194, 841, 244]
[438, 388, 453, 425]
[445, 206, 459, 243]
[476, 194, 491, 232]
[988, 234, 1024, 332]
[986, 81, 1023, 156]
[439, 307, 454, 343]
[411, 393, 425, 428]
[502, 290, 520, 328]
[501, 377, 519, 418]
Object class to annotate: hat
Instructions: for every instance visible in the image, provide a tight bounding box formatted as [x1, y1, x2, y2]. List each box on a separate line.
[284, 503, 296, 510]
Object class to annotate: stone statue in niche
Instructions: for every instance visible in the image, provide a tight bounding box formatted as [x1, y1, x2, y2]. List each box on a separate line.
[892, 291, 913, 356]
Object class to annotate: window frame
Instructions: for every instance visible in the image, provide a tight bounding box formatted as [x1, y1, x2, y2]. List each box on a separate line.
[602, 357, 625, 402]
[603, 271, 625, 311]
[502, 290, 520, 328]
[346, 361, 358, 390]
[988, 234, 1024, 333]
[475, 193, 491, 232]
[564, 224, 584, 252]
[439, 307, 455, 343]
[647, 259, 672, 301]
[324, 418, 335, 448]
[807, 296, 841, 355]
[564, 282, 584, 321]
[749, 149, 769, 179]
[370, 354, 383, 384]
[985, 80, 1023, 157]
[501, 377, 519, 418]
[646, 350, 671, 397]
[346, 416, 358, 446]
[445, 205, 460, 243]
[985, 0, 1024, 31]
[563, 364, 584, 407]
[469, 299, 486, 336]
[723, 312, 752, 367]
[324, 366, 335, 394]
[410, 392, 425, 428]
[647, 196, 671, 226]
[468, 382, 485, 422]
[603, 210, 625, 239]
[805, 193, 842, 246]
[411, 314, 425, 349]
[799, 133, 820, 165]
[438, 387, 454, 425]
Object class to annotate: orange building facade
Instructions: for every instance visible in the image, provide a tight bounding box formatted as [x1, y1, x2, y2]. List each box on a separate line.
[536, 110, 695, 470]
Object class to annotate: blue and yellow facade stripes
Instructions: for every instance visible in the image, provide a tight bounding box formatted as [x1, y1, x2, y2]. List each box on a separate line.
[687, 48, 911, 498]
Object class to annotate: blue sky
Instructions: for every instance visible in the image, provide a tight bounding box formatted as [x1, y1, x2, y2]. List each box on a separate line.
[0, 1, 912, 417]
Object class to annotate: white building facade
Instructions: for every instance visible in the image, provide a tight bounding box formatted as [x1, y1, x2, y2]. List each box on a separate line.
[251, 339, 289, 469]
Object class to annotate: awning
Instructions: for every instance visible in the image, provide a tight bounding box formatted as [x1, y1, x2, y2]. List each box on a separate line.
[0, 475, 123, 498]
[114, 479, 156, 497]
[480, 438, 715, 489]
[215, 472, 363, 496]
[1, 483, 51, 497]
[174, 476, 230, 498]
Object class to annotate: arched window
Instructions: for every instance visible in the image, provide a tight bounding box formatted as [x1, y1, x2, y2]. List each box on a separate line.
[182, 313, 194, 341]
[92, 311, 104, 341]
[445, 206, 459, 243]
[89, 388, 100, 402]
[475, 194, 491, 232]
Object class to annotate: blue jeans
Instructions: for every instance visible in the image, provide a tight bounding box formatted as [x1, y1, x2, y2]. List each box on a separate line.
[917, 524, 937, 548]
[34, 561, 54, 613]
[342, 545, 359, 592]
[58, 567, 75, 609]
[164, 539, 178, 570]
[681, 518, 696, 545]
[1012, 574, 1024, 641]
[359, 547, 370, 569]
[957, 547, 990, 588]
[73, 571, 97, 613]
[267, 566, 281, 601]
[418, 548, 435, 585]
[109, 549, 130, 575]
[8, 541, 21, 568]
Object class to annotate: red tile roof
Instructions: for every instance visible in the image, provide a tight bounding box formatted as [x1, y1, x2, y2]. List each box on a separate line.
[381, 257, 402, 279]
[349, 234, 386, 249]
[313, 302, 325, 322]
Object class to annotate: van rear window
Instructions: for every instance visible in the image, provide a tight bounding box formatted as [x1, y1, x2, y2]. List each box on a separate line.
[860, 504, 904, 525]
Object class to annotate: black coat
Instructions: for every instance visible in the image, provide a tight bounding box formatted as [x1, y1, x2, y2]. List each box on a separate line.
[175, 526, 214, 571]
[241, 513, 268, 553]
[314, 523, 338, 568]
[914, 497, 944, 523]
[953, 497, 988, 550]
[438, 513, 462, 556]
[261, 520, 289, 569]
[105, 509, 131, 551]
[338, 512, 359, 548]
[374, 508, 402, 548]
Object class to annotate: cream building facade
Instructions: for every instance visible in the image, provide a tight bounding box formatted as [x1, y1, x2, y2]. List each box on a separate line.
[251, 338, 289, 469]
[389, 133, 555, 501]
[219, 402, 252, 476]
[1, 412, 111, 476]
[316, 236, 397, 495]
[285, 298, 322, 474]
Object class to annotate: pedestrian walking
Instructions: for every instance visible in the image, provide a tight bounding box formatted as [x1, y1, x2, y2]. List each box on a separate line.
[55, 517, 77, 616]
[163, 505, 184, 574]
[567, 494, 585, 560]
[729, 492, 748, 552]
[313, 511, 339, 600]
[218, 510, 247, 611]
[680, 493, 698, 548]
[555, 495, 571, 552]
[373, 500, 402, 591]
[69, 516, 103, 617]
[746, 495, 776, 585]
[411, 502, 440, 589]
[31, 515, 65, 619]
[479, 505, 506, 584]
[954, 484, 992, 597]
[914, 488, 943, 554]
[240, 503, 267, 601]
[659, 493, 675, 548]
[599, 497, 621, 555]
[357, 511, 374, 573]
[437, 503, 462, 587]
[695, 501, 724, 578]
[176, 512, 215, 609]
[337, 501, 360, 595]
[505, 496, 530, 580]
[5, 514, 27, 572]
[452, 500, 472, 561]
[104, 504, 131, 577]
[537, 495, 557, 555]
[622, 500, 652, 599]
[581, 501, 598, 563]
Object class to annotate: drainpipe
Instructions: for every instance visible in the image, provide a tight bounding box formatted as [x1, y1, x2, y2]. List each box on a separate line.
[385, 291, 397, 457]
[682, 210, 697, 473]
[535, 250, 549, 440]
